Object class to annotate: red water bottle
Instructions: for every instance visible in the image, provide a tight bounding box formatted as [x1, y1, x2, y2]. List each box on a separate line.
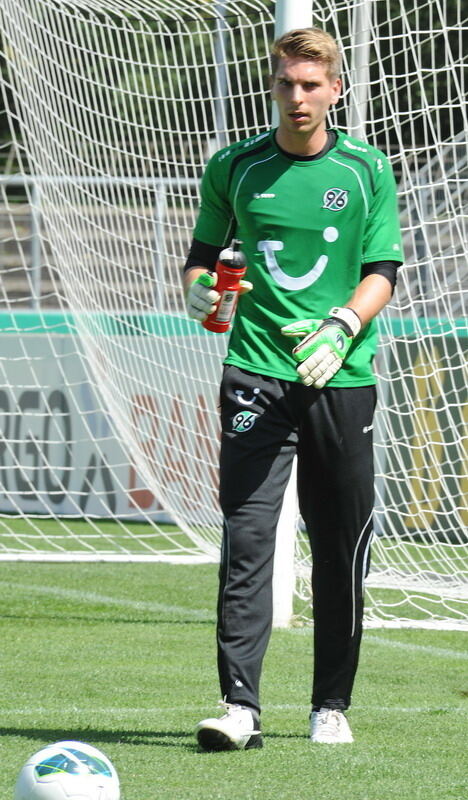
[202, 239, 247, 333]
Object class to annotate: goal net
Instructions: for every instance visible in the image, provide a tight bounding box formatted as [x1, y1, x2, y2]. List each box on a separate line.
[0, 0, 466, 628]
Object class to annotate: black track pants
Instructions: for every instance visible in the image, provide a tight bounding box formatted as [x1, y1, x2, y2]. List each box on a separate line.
[217, 365, 376, 714]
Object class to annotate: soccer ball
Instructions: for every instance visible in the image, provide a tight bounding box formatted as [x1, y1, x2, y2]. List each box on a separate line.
[14, 740, 120, 800]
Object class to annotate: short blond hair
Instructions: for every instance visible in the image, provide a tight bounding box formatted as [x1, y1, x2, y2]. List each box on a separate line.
[271, 27, 342, 81]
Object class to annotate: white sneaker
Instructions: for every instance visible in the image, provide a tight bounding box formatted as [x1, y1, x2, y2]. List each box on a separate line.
[196, 701, 263, 751]
[310, 708, 354, 743]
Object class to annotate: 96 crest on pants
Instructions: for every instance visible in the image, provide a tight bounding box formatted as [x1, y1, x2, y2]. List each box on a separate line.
[232, 410, 258, 433]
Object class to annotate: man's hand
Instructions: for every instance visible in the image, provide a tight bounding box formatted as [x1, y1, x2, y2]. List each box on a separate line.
[186, 272, 220, 322]
[185, 271, 253, 323]
[281, 307, 362, 388]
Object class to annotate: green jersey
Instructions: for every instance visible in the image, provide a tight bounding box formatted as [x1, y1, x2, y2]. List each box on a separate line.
[193, 128, 403, 386]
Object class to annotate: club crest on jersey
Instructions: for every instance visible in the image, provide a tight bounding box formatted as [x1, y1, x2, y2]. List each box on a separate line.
[323, 188, 349, 211]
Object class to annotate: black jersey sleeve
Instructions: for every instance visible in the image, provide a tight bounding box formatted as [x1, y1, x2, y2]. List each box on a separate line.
[361, 260, 400, 293]
[183, 238, 222, 273]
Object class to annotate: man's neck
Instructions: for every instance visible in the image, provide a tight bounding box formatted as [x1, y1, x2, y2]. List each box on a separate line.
[274, 126, 329, 157]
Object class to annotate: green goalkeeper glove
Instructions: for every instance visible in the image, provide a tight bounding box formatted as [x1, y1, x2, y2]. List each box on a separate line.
[281, 306, 362, 388]
[186, 272, 220, 322]
[186, 272, 253, 322]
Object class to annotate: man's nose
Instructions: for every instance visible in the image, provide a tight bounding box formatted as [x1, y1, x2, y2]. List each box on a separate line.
[290, 84, 304, 104]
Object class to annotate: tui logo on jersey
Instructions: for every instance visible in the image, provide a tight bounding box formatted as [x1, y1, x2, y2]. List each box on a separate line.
[323, 188, 349, 211]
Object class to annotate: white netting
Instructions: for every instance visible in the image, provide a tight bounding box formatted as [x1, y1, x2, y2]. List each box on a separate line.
[0, 0, 466, 626]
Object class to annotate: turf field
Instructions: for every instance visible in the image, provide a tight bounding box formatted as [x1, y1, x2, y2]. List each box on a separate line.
[1, 561, 467, 800]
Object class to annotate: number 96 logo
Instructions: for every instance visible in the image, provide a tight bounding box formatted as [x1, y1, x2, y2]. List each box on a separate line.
[323, 188, 349, 211]
[232, 410, 258, 433]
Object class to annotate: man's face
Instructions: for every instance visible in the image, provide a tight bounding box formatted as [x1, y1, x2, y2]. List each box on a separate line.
[271, 57, 341, 139]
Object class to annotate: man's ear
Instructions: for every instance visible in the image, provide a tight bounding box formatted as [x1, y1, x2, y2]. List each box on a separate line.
[330, 77, 342, 106]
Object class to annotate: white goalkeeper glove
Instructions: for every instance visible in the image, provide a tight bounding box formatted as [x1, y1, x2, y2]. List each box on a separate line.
[185, 271, 253, 323]
[281, 306, 362, 388]
[185, 272, 220, 322]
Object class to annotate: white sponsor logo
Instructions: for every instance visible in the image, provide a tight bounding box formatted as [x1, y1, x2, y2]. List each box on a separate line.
[323, 226, 339, 242]
[244, 132, 269, 148]
[220, 132, 269, 161]
[253, 192, 276, 199]
[343, 138, 368, 153]
[234, 388, 260, 406]
[259, 239, 333, 290]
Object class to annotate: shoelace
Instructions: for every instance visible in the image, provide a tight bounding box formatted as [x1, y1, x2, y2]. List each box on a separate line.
[217, 699, 240, 716]
[316, 709, 345, 734]
[216, 700, 260, 733]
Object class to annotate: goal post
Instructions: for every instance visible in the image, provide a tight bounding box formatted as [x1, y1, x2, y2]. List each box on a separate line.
[274, 0, 313, 36]
[348, 0, 373, 139]
[0, 0, 466, 629]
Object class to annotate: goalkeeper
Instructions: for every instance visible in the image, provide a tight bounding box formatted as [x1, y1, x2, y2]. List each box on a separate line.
[184, 27, 402, 749]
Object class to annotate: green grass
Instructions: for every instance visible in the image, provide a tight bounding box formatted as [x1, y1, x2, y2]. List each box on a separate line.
[1, 562, 467, 800]
[0, 517, 201, 555]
